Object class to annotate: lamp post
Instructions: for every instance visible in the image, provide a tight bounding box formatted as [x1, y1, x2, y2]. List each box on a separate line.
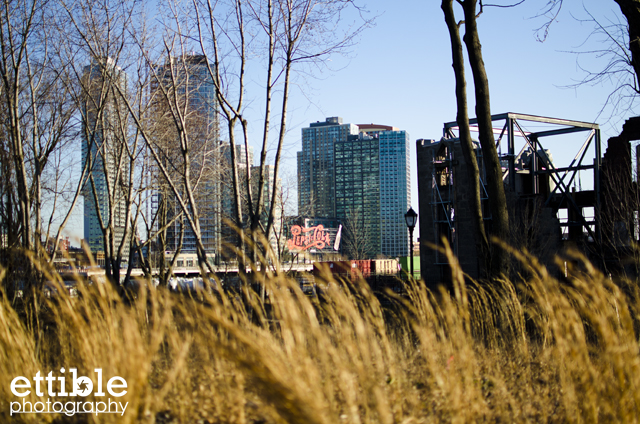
[404, 207, 418, 279]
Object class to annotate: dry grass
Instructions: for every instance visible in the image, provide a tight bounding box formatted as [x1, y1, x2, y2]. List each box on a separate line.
[3, 248, 640, 423]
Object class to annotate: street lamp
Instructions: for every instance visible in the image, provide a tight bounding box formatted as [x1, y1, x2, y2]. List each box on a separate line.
[404, 207, 418, 279]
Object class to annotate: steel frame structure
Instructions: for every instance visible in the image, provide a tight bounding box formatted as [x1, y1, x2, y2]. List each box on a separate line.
[443, 112, 602, 244]
[430, 143, 455, 265]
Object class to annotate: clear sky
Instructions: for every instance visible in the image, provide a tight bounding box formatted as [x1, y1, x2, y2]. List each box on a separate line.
[61, 0, 633, 246]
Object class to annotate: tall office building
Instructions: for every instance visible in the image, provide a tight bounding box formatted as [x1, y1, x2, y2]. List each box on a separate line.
[150, 54, 220, 258]
[81, 57, 129, 257]
[297, 117, 411, 258]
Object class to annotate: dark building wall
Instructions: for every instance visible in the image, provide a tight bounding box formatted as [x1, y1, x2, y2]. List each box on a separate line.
[600, 117, 640, 275]
[417, 139, 481, 283]
[416, 114, 640, 283]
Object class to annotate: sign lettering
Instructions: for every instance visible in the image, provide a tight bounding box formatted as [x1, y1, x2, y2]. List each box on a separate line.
[287, 225, 332, 251]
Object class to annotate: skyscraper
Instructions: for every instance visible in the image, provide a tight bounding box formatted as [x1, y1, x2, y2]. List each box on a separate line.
[149, 54, 220, 259]
[81, 57, 129, 258]
[297, 117, 411, 258]
[335, 132, 381, 258]
[297, 117, 359, 217]
[378, 130, 411, 257]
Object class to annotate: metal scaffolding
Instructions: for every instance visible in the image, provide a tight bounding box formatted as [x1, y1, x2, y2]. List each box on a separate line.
[430, 142, 455, 265]
[443, 112, 601, 245]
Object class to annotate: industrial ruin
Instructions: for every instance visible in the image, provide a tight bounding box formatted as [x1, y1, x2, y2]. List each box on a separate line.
[417, 113, 640, 283]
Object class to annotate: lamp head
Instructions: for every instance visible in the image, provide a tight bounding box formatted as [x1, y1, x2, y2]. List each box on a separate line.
[404, 207, 418, 229]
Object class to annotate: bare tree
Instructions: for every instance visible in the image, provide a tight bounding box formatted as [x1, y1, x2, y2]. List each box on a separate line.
[134, 153, 188, 286]
[462, 0, 510, 277]
[342, 206, 375, 260]
[535, 1, 640, 121]
[442, 0, 489, 276]
[613, 1, 640, 88]
[0, 0, 40, 254]
[0, 0, 368, 290]
[59, 0, 145, 286]
[60, 3, 224, 284]
[441, 0, 510, 278]
[553, 6, 640, 122]
[0, 130, 16, 249]
[190, 0, 369, 276]
[79, 58, 134, 284]
[0, 0, 79, 293]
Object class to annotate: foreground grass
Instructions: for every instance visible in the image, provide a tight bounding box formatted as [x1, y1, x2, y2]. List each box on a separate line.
[2, 251, 640, 423]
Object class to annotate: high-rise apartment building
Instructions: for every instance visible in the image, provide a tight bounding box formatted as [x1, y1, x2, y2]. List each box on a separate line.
[335, 133, 381, 258]
[297, 117, 359, 217]
[297, 117, 411, 258]
[81, 58, 129, 257]
[150, 54, 220, 258]
[378, 130, 411, 257]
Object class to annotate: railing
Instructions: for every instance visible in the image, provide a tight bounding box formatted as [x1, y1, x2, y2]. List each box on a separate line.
[81, 262, 316, 277]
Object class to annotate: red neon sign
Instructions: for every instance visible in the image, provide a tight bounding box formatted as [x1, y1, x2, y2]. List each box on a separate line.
[287, 225, 332, 251]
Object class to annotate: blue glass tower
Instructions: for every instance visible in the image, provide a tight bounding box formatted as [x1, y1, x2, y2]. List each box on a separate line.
[81, 58, 129, 258]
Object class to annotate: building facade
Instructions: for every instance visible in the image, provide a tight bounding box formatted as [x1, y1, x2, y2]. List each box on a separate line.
[335, 132, 381, 258]
[417, 113, 602, 283]
[378, 130, 411, 257]
[150, 54, 220, 259]
[81, 57, 129, 257]
[297, 117, 359, 217]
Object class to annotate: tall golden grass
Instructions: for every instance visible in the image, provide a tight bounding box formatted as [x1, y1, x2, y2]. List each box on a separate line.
[2, 247, 640, 423]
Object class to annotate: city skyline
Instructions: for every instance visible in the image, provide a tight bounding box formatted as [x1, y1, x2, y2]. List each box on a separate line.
[1, 2, 638, 418]
[58, 0, 630, 246]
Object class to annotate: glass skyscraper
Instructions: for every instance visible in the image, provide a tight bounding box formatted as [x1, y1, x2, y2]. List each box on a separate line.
[378, 130, 411, 257]
[297, 117, 359, 217]
[81, 57, 129, 257]
[335, 133, 381, 258]
[150, 54, 220, 256]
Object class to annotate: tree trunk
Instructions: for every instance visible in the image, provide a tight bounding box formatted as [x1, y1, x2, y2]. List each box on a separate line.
[441, 0, 489, 277]
[462, 0, 510, 278]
